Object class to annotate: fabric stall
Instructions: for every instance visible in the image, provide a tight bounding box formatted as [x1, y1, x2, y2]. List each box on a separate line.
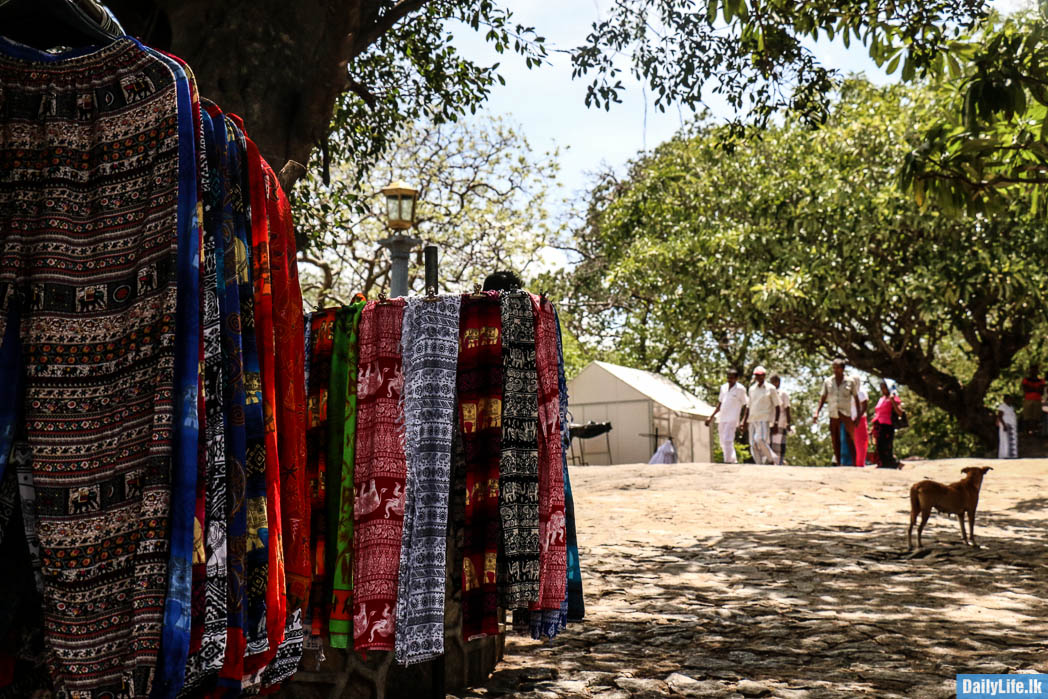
[0, 20, 583, 699]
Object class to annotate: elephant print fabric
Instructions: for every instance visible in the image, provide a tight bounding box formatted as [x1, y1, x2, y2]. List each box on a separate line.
[353, 299, 407, 653]
[531, 294, 567, 612]
[457, 292, 504, 641]
[395, 295, 461, 665]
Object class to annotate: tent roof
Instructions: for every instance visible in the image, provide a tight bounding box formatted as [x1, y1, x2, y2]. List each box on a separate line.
[589, 360, 714, 417]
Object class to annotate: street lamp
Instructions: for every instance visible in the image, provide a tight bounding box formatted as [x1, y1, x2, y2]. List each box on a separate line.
[379, 180, 420, 297]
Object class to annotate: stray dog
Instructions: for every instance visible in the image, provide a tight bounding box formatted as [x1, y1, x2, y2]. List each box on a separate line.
[907, 466, 992, 549]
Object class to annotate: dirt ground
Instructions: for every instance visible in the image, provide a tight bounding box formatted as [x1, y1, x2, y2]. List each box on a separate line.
[456, 459, 1048, 698]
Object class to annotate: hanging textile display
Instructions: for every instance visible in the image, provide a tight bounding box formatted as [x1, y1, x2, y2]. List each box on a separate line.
[304, 308, 336, 646]
[497, 290, 542, 609]
[329, 299, 366, 649]
[0, 20, 585, 697]
[457, 292, 504, 641]
[394, 295, 461, 665]
[352, 299, 407, 654]
[555, 311, 585, 622]
[0, 36, 184, 698]
[210, 107, 251, 697]
[180, 107, 229, 692]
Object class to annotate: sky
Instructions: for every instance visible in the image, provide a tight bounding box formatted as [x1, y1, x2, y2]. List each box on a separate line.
[451, 0, 1032, 209]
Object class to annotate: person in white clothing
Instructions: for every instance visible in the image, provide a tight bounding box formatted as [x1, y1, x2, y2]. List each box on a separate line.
[997, 396, 1018, 459]
[705, 368, 748, 464]
[769, 374, 791, 464]
[741, 366, 780, 465]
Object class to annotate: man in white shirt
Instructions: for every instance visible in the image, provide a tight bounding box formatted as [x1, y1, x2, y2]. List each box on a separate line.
[741, 366, 780, 465]
[813, 358, 861, 466]
[705, 368, 748, 464]
[769, 374, 791, 464]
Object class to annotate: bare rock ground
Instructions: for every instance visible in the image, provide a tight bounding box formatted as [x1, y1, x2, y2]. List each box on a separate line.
[454, 459, 1048, 698]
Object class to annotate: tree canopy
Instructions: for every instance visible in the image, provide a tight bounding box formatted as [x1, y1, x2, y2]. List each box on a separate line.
[96, 0, 988, 194]
[901, 11, 1048, 213]
[558, 80, 1047, 446]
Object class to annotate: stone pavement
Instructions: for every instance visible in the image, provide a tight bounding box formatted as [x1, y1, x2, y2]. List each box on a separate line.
[453, 460, 1048, 698]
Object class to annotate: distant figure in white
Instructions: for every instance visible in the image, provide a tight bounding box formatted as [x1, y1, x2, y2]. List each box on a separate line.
[648, 438, 677, 464]
[997, 395, 1018, 460]
[705, 368, 748, 464]
[741, 366, 781, 465]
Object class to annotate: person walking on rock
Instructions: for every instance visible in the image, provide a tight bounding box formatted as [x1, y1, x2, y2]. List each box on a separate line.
[813, 358, 861, 466]
[768, 374, 791, 465]
[706, 369, 748, 464]
[997, 395, 1019, 460]
[741, 366, 780, 465]
[872, 379, 904, 468]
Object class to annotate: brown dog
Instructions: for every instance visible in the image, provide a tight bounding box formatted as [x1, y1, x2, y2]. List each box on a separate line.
[907, 466, 992, 549]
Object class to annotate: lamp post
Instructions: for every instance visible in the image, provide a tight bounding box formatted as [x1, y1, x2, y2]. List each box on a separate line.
[379, 180, 420, 298]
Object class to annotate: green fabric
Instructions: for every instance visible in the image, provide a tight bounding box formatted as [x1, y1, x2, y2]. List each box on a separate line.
[328, 300, 366, 647]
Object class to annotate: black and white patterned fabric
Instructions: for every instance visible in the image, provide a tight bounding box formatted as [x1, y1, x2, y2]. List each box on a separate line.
[498, 290, 541, 609]
[394, 295, 461, 665]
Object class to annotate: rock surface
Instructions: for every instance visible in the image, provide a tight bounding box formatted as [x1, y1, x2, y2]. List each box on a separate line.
[452, 458, 1048, 698]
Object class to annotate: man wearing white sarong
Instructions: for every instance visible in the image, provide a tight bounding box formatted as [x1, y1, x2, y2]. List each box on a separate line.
[705, 369, 748, 464]
[997, 396, 1018, 459]
[742, 366, 780, 465]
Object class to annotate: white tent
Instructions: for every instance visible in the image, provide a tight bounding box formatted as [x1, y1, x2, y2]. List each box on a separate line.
[567, 360, 714, 465]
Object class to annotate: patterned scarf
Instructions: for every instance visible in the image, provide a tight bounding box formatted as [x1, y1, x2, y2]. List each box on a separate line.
[498, 290, 541, 609]
[180, 108, 229, 692]
[0, 38, 182, 697]
[555, 311, 584, 622]
[147, 48, 202, 699]
[242, 130, 286, 682]
[324, 307, 352, 640]
[531, 295, 566, 612]
[305, 308, 337, 643]
[258, 157, 308, 690]
[329, 300, 366, 649]
[211, 111, 250, 694]
[457, 292, 503, 641]
[353, 299, 406, 653]
[228, 118, 270, 659]
[258, 158, 307, 690]
[395, 296, 461, 665]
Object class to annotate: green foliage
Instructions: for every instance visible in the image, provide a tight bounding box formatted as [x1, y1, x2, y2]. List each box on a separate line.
[561, 79, 1048, 448]
[294, 114, 560, 304]
[330, 2, 547, 188]
[902, 12, 1048, 213]
[570, 0, 985, 133]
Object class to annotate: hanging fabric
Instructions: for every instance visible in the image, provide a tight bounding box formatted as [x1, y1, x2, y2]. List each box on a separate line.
[329, 300, 366, 649]
[457, 292, 504, 641]
[180, 106, 230, 693]
[394, 295, 461, 665]
[497, 290, 542, 610]
[0, 36, 185, 698]
[352, 299, 407, 653]
[555, 311, 585, 622]
[257, 157, 307, 689]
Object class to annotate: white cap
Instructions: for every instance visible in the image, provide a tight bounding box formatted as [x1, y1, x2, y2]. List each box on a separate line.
[753, 365, 767, 375]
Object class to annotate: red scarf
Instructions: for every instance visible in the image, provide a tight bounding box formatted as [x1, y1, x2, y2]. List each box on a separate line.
[531, 294, 566, 610]
[242, 140, 286, 674]
[457, 292, 503, 640]
[352, 299, 407, 653]
[306, 309, 337, 639]
[262, 162, 310, 614]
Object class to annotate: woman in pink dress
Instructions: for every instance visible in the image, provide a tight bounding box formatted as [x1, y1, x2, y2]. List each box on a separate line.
[872, 380, 904, 468]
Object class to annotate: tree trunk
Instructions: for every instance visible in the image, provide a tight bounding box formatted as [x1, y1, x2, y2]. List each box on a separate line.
[848, 348, 1003, 448]
[105, 0, 398, 182]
